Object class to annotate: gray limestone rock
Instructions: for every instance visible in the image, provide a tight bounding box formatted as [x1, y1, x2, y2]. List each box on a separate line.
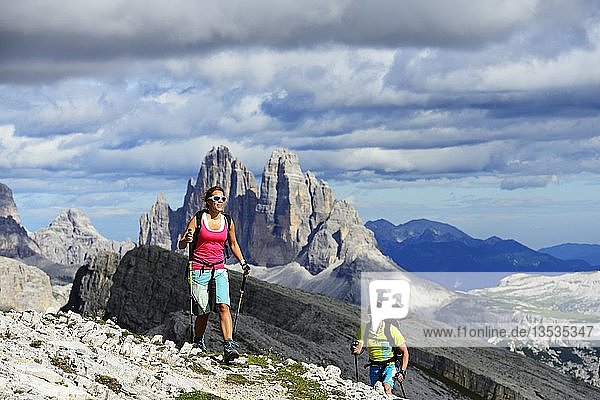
[139, 193, 175, 250]
[105, 246, 189, 332]
[0, 256, 57, 312]
[0, 182, 20, 224]
[61, 251, 122, 318]
[249, 149, 334, 266]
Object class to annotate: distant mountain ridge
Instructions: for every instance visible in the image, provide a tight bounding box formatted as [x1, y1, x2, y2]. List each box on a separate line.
[539, 243, 600, 267]
[32, 208, 134, 267]
[0, 181, 134, 280]
[366, 218, 594, 272]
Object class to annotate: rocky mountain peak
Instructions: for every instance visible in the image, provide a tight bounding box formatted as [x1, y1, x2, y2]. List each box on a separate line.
[249, 148, 329, 265]
[48, 208, 101, 237]
[0, 182, 40, 259]
[139, 145, 259, 252]
[139, 193, 173, 250]
[33, 208, 134, 266]
[0, 181, 20, 224]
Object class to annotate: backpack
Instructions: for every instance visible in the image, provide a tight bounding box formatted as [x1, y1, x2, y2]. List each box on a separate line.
[362, 319, 404, 354]
[190, 209, 233, 261]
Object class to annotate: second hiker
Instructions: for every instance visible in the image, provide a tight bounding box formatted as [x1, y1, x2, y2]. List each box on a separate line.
[351, 318, 410, 397]
[178, 185, 250, 363]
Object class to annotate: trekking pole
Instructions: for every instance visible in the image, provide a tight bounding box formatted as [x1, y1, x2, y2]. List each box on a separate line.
[232, 264, 250, 337]
[187, 229, 194, 344]
[393, 377, 407, 399]
[399, 381, 406, 399]
[351, 340, 359, 382]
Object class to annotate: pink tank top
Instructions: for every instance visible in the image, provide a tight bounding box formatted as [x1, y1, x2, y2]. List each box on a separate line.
[192, 213, 228, 270]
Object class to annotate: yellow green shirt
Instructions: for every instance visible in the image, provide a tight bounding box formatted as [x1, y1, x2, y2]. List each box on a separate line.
[356, 321, 405, 362]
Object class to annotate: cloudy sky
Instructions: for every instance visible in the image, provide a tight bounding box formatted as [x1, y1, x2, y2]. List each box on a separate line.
[1, 0, 599, 249]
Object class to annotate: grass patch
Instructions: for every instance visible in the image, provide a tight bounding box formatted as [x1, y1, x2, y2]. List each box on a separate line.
[245, 354, 276, 368]
[29, 340, 43, 348]
[225, 373, 249, 385]
[95, 374, 122, 393]
[329, 389, 347, 399]
[176, 391, 225, 400]
[50, 356, 76, 374]
[189, 362, 215, 375]
[275, 362, 329, 400]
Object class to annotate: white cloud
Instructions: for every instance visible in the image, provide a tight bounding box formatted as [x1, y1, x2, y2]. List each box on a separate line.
[0, 125, 93, 169]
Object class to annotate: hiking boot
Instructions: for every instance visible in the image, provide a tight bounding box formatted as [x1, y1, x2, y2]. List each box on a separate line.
[223, 339, 240, 363]
[193, 336, 207, 352]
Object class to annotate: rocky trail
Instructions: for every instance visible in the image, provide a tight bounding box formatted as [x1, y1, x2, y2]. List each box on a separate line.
[0, 309, 403, 400]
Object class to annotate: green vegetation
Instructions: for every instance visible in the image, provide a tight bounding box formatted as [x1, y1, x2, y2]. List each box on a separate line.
[50, 355, 76, 374]
[176, 391, 225, 400]
[95, 374, 122, 393]
[225, 373, 249, 385]
[245, 354, 276, 368]
[275, 362, 329, 400]
[189, 362, 215, 375]
[29, 340, 43, 348]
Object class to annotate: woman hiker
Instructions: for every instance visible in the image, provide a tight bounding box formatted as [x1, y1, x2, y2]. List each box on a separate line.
[178, 185, 250, 363]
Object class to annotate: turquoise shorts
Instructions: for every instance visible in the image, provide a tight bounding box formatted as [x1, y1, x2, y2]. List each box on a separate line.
[191, 269, 230, 315]
[369, 363, 396, 387]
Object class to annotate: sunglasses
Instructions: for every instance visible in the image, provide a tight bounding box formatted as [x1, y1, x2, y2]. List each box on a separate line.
[208, 195, 227, 203]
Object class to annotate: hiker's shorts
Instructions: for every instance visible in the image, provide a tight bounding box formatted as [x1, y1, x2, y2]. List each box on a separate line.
[190, 269, 230, 315]
[369, 363, 396, 388]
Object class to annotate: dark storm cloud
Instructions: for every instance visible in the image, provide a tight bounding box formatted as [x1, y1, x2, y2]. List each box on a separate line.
[1, 0, 576, 83]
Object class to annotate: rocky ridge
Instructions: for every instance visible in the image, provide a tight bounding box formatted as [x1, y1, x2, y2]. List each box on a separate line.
[62, 245, 600, 399]
[0, 181, 133, 276]
[0, 309, 400, 400]
[0, 215, 41, 259]
[32, 208, 134, 266]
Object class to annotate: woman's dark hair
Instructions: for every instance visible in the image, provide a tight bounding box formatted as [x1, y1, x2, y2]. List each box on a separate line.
[204, 185, 225, 203]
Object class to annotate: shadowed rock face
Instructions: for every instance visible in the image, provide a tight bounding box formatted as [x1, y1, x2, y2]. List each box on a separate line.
[249, 150, 335, 267]
[105, 246, 190, 332]
[0, 216, 40, 259]
[61, 251, 122, 318]
[0, 182, 40, 259]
